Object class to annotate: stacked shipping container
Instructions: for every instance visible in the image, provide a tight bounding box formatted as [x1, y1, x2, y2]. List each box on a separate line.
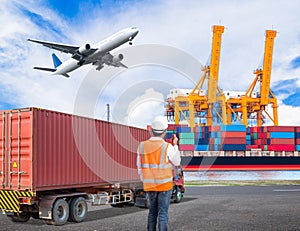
[248, 126, 295, 151]
[166, 124, 300, 153]
[166, 124, 247, 152]
[294, 127, 300, 151]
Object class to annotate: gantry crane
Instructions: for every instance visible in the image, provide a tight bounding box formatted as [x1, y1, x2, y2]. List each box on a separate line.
[165, 25, 227, 129]
[226, 30, 278, 127]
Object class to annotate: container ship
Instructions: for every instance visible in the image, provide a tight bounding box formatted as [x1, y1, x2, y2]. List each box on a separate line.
[162, 26, 300, 171]
[165, 124, 300, 171]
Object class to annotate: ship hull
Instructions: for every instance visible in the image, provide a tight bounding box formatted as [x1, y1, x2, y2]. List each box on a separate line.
[181, 156, 300, 171]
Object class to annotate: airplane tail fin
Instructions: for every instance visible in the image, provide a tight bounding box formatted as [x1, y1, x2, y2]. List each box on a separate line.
[52, 53, 62, 68]
[32, 53, 69, 77]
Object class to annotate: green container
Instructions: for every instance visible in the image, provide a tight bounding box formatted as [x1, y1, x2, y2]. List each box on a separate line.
[252, 133, 258, 140]
[166, 130, 175, 134]
[179, 133, 195, 139]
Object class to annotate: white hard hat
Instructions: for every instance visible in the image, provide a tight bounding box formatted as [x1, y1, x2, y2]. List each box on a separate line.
[151, 116, 168, 133]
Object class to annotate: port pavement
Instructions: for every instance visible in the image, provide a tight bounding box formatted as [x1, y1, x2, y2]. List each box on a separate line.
[1, 185, 300, 230]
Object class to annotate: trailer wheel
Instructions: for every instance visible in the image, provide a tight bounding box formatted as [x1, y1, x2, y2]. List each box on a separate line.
[51, 198, 69, 226]
[8, 212, 31, 222]
[69, 197, 87, 223]
[174, 187, 183, 203]
[31, 212, 39, 219]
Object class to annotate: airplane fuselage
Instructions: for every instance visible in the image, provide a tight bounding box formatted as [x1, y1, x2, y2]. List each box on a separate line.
[53, 27, 139, 76]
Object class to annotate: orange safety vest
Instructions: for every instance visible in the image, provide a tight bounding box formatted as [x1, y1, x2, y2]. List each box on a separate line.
[138, 140, 173, 191]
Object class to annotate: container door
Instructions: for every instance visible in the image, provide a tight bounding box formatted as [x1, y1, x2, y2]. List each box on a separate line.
[0, 109, 32, 190]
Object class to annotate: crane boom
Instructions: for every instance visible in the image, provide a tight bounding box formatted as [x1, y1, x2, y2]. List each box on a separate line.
[208, 25, 224, 104]
[260, 30, 277, 105]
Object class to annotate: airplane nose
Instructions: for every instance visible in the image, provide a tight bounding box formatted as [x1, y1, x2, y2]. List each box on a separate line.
[133, 28, 139, 37]
[131, 27, 139, 36]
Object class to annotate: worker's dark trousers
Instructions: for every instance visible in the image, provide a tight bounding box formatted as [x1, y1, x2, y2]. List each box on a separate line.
[147, 189, 172, 231]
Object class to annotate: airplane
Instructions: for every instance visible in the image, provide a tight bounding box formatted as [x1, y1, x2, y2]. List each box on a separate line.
[28, 27, 139, 77]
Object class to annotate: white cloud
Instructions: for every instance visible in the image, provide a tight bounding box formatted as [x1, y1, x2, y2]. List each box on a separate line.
[124, 88, 164, 128]
[1, 0, 300, 127]
[278, 103, 300, 125]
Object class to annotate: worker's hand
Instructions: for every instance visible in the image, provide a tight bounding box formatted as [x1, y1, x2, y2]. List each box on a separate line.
[172, 134, 178, 146]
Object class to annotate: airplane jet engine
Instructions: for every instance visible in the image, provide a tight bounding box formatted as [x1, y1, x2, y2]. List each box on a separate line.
[78, 44, 91, 54]
[112, 54, 124, 62]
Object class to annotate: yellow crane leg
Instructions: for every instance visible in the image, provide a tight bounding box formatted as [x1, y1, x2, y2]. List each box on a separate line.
[175, 100, 180, 125]
[226, 103, 232, 125]
[188, 100, 195, 129]
[273, 100, 278, 126]
[221, 95, 227, 125]
[207, 105, 213, 126]
[241, 99, 248, 127]
[257, 110, 263, 127]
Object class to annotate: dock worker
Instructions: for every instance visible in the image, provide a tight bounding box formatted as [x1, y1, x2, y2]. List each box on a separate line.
[137, 116, 181, 231]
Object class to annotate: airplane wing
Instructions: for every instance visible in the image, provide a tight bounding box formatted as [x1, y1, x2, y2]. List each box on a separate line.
[28, 39, 79, 54]
[27, 39, 97, 60]
[93, 52, 127, 70]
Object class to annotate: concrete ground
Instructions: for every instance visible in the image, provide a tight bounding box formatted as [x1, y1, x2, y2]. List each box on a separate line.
[1, 185, 300, 230]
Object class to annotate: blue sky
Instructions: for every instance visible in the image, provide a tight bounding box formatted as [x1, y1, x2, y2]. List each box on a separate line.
[1, 0, 300, 126]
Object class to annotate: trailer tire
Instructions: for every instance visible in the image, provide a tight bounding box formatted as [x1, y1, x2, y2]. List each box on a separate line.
[31, 212, 39, 219]
[69, 197, 87, 223]
[8, 212, 31, 222]
[51, 198, 69, 226]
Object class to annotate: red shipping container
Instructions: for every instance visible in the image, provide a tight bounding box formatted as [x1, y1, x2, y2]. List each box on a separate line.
[268, 138, 295, 145]
[295, 138, 300, 145]
[167, 124, 176, 130]
[221, 137, 246, 144]
[208, 126, 220, 132]
[267, 144, 295, 151]
[0, 108, 150, 191]
[179, 144, 194, 151]
[220, 132, 246, 138]
[246, 145, 260, 150]
[250, 127, 262, 133]
[256, 139, 267, 145]
[295, 127, 300, 132]
[258, 132, 267, 139]
[193, 126, 199, 133]
[266, 126, 295, 132]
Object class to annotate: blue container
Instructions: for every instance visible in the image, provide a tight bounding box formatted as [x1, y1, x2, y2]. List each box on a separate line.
[211, 132, 221, 138]
[295, 145, 300, 151]
[165, 133, 173, 139]
[213, 138, 221, 145]
[223, 144, 246, 151]
[176, 127, 191, 133]
[269, 132, 295, 139]
[195, 145, 209, 151]
[246, 127, 251, 133]
[246, 140, 252, 145]
[195, 132, 204, 139]
[203, 132, 211, 138]
[295, 132, 300, 139]
[195, 139, 209, 145]
[220, 124, 246, 132]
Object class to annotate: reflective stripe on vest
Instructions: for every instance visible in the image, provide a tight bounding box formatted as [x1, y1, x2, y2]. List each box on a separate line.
[139, 142, 172, 169]
[142, 177, 173, 184]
